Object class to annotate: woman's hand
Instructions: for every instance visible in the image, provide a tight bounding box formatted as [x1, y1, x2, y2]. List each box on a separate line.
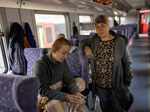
[66, 93, 85, 104]
[75, 92, 86, 99]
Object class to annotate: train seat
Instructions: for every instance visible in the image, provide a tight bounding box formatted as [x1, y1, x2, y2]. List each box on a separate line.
[24, 48, 48, 76]
[0, 73, 40, 112]
[66, 47, 89, 88]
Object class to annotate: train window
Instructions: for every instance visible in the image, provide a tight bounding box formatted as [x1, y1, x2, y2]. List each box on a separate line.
[0, 44, 5, 73]
[35, 14, 67, 48]
[0, 12, 8, 73]
[0, 24, 7, 73]
[79, 15, 94, 35]
[120, 17, 126, 25]
[114, 16, 120, 24]
[108, 17, 114, 28]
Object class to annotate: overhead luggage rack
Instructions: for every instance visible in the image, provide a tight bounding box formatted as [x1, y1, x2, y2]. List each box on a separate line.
[0, 0, 126, 16]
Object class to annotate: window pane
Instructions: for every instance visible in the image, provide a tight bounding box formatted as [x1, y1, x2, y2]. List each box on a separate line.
[79, 16, 94, 35]
[79, 16, 91, 23]
[35, 14, 67, 48]
[0, 43, 5, 73]
[108, 17, 114, 28]
[115, 16, 119, 23]
[0, 23, 6, 73]
[120, 17, 126, 25]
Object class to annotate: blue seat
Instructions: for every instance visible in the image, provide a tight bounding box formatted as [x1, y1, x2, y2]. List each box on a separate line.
[66, 47, 89, 88]
[0, 73, 40, 112]
[111, 24, 137, 40]
[24, 48, 48, 76]
[69, 39, 79, 46]
[77, 35, 90, 41]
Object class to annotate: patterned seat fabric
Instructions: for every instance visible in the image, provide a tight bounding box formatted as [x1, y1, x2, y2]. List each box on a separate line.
[24, 48, 48, 76]
[0, 73, 40, 112]
[69, 39, 78, 46]
[66, 47, 89, 88]
[111, 24, 137, 40]
[77, 35, 89, 41]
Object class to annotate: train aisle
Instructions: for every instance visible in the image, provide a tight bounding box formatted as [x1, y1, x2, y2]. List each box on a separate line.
[130, 36, 150, 112]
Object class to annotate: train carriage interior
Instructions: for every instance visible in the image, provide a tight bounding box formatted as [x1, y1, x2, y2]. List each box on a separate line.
[0, 0, 150, 112]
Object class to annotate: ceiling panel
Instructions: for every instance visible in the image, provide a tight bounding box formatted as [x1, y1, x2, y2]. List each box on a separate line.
[125, 0, 145, 8]
[0, 0, 19, 8]
[0, 0, 126, 16]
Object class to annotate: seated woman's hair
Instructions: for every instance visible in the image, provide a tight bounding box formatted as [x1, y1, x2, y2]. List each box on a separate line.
[57, 33, 65, 39]
[51, 38, 71, 53]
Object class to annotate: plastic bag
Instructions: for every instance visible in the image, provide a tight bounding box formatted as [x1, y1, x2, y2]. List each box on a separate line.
[94, 95, 102, 112]
[87, 91, 102, 112]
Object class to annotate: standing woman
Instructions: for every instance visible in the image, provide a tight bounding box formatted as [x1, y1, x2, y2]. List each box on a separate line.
[80, 15, 133, 112]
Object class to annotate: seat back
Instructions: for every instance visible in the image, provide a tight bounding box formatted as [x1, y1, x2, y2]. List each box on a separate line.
[111, 24, 137, 40]
[24, 48, 48, 76]
[0, 73, 40, 112]
[66, 47, 89, 88]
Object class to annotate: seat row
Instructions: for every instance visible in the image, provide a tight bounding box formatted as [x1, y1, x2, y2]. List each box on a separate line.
[0, 47, 89, 112]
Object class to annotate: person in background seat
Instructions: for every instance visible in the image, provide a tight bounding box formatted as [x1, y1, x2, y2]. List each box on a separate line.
[32, 38, 88, 112]
[80, 15, 133, 112]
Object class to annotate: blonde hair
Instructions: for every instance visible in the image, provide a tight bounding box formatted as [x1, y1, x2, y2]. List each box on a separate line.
[57, 33, 65, 39]
[51, 38, 71, 53]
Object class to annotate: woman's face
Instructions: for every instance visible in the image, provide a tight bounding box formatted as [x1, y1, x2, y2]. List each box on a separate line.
[53, 45, 71, 62]
[95, 22, 110, 37]
[84, 46, 94, 58]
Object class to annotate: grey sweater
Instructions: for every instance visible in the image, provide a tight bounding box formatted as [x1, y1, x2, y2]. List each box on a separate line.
[32, 54, 79, 101]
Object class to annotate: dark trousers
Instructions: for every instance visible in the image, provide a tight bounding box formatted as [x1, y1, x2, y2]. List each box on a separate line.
[95, 86, 130, 112]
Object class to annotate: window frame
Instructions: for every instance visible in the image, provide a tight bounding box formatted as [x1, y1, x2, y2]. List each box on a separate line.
[34, 11, 71, 46]
[0, 33, 8, 73]
[0, 8, 9, 73]
[78, 14, 95, 35]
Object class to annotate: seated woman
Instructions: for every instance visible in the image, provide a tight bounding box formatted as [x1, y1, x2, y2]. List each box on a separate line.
[32, 38, 88, 112]
[57, 33, 90, 96]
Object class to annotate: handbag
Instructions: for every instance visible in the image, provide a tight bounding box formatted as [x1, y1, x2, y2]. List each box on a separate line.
[113, 87, 133, 111]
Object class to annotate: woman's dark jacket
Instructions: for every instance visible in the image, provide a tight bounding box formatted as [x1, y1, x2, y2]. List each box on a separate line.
[32, 54, 79, 101]
[80, 33, 132, 89]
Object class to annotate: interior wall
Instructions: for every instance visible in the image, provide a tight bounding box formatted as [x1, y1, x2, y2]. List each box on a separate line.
[5, 8, 20, 25]
[69, 13, 79, 37]
[0, 12, 2, 25]
[5, 8, 35, 33]
[120, 16, 138, 25]
[4, 8, 85, 44]
[4, 8, 82, 43]
[5, 8, 39, 47]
